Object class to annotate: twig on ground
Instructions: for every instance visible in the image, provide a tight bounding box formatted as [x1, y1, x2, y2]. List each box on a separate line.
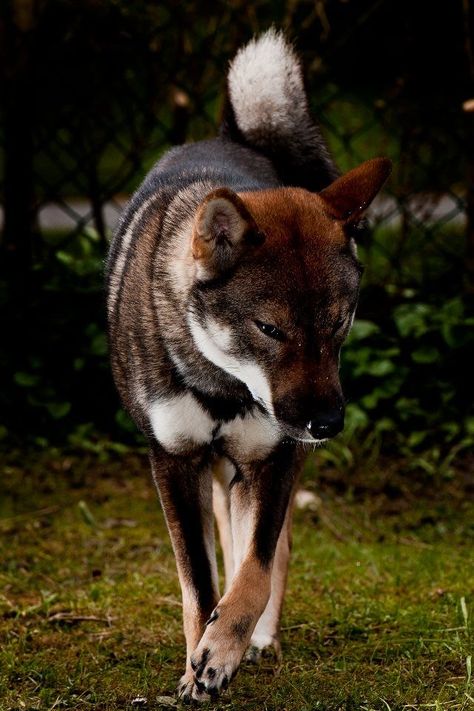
[398, 536, 433, 549]
[48, 612, 115, 626]
[0, 505, 61, 525]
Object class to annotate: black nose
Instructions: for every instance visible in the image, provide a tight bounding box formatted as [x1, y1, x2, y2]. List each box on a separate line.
[307, 409, 344, 440]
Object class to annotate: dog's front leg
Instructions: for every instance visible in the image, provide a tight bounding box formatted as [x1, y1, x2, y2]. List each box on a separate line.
[149, 443, 219, 703]
[190, 442, 298, 696]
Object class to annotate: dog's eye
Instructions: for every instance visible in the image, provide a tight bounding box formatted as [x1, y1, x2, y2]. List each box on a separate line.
[254, 320, 286, 342]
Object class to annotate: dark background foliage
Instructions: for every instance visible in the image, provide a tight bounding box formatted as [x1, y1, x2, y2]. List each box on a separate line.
[1, 0, 473, 460]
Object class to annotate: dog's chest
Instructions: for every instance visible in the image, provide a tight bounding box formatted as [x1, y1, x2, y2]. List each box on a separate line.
[148, 391, 280, 458]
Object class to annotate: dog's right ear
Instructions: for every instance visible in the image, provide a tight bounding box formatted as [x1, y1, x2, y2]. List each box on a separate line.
[319, 157, 392, 223]
[192, 188, 263, 281]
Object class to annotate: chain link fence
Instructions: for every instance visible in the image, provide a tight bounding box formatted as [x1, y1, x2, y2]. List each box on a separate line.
[1, 1, 471, 289]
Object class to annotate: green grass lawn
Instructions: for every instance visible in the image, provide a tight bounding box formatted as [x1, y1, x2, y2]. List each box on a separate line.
[0, 449, 473, 711]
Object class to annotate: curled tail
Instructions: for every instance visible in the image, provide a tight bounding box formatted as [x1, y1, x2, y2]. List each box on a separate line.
[221, 28, 339, 192]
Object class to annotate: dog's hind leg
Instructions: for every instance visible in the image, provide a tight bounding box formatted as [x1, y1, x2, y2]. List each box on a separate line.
[245, 491, 296, 664]
[212, 458, 235, 591]
[149, 443, 219, 703]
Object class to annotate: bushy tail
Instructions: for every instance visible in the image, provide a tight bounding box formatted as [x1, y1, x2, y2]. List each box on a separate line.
[221, 28, 339, 192]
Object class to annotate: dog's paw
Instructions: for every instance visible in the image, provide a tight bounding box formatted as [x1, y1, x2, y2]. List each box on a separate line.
[189, 602, 259, 695]
[245, 633, 282, 666]
[177, 671, 211, 703]
[190, 637, 241, 696]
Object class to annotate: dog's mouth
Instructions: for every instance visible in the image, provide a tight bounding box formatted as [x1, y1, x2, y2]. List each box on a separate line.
[251, 397, 343, 445]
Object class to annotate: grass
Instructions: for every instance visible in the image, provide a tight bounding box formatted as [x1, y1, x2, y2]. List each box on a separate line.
[0, 448, 473, 711]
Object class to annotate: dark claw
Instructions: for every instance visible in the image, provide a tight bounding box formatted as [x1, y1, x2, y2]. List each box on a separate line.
[207, 667, 216, 680]
[194, 648, 210, 678]
[205, 608, 219, 626]
[194, 678, 206, 694]
[221, 675, 229, 691]
[177, 683, 191, 703]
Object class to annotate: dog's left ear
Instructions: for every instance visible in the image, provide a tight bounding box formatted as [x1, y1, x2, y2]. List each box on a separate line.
[192, 188, 262, 281]
[319, 157, 392, 223]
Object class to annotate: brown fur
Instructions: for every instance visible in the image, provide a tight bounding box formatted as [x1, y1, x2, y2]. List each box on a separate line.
[106, 38, 391, 699]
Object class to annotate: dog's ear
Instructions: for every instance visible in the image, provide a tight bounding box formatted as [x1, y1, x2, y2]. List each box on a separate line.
[319, 157, 392, 223]
[192, 188, 262, 281]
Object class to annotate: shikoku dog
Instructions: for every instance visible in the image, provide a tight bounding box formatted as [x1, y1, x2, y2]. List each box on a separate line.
[106, 29, 391, 701]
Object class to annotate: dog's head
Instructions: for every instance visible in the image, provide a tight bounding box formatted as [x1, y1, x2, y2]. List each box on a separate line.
[187, 158, 391, 443]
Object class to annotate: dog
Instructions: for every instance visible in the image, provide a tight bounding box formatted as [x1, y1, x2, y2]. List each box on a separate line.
[106, 29, 391, 702]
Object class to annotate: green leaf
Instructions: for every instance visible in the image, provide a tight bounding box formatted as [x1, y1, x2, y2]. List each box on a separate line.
[46, 402, 71, 419]
[360, 391, 380, 409]
[461, 596, 468, 627]
[394, 397, 424, 420]
[34, 436, 49, 448]
[441, 324, 472, 348]
[56, 250, 75, 266]
[411, 346, 439, 364]
[440, 421, 460, 439]
[365, 359, 395, 376]
[115, 409, 136, 433]
[394, 303, 432, 337]
[441, 298, 463, 320]
[465, 417, 474, 436]
[90, 332, 107, 356]
[345, 403, 369, 430]
[374, 417, 395, 433]
[14, 371, 39, 387]
[78, 500, 97, 527]
[407, 430, 428, 448]
[348, 319, 379, 341]
[73, 357, 85, 371]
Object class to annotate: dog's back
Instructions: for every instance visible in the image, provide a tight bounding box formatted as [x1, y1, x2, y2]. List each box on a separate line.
[106, 29, 390, 702]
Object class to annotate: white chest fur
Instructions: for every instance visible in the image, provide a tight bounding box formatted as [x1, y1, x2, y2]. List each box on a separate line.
[148, 391, 281, 458]
[149, 392, 215, 454]
[220, 408, 281, 460]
